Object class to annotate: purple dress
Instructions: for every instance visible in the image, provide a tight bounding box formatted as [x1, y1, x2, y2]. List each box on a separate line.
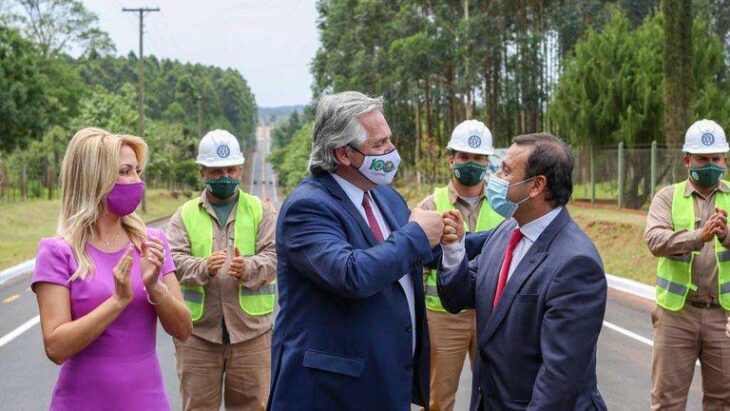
[32, 228, 175, 411]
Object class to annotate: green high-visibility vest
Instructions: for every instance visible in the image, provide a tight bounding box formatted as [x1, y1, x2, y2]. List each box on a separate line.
[426, 185, 504, 312]
[656, 180, 730, 311]
[180, 190, 276, 321]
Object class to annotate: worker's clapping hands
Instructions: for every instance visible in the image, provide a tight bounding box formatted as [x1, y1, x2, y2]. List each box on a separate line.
[701, 208, 728, 242]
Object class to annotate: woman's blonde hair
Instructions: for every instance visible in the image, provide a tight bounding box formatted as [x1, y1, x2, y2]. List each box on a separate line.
[58, 127, 149, 281]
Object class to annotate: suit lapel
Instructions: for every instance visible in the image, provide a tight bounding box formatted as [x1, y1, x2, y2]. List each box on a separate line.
[480, 208, 571, 343]
[481, 225, 515, 317]
[318, 174, 378, 246]
[371, 188, 401, 235]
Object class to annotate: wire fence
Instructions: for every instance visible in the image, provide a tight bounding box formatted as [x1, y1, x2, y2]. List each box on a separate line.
[571, 142, 687, 209]
[0, 161, 192, 203]
[400, 143, 688, 210]
[0, 141, 691, 210]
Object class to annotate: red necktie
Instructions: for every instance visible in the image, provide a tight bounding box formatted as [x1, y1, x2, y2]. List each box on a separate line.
[493, 228, 524, 308]
[362, 193, 384, 242]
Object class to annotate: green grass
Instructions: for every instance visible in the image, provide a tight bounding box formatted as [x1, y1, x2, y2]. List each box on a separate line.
[571, 181, 619, 201]
[568, 202, 655, 285]
[0, 189, 188, 269]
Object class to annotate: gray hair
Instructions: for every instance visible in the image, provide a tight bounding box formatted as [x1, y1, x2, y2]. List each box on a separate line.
[308, 91, 385, 175]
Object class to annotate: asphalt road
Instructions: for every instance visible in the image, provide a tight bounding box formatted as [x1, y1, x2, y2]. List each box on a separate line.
[0, 127, 705, 410]
[250, 126, 279, 207]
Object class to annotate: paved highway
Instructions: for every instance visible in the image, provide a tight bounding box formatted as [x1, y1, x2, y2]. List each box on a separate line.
[0, 126, 704, 409]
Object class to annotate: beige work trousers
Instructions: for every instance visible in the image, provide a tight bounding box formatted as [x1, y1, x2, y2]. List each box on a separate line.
[174, 330, 271, 411]
[651, 304, 730, 411]
[427, 309, 477, 411]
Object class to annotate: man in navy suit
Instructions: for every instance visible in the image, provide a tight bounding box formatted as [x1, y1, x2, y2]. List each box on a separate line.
[268, 91, 446, 410]
[437, 133, 608, 411]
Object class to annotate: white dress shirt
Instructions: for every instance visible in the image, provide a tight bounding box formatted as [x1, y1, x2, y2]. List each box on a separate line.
[331, 173, 416, 354]
[442, 207, 564, 281]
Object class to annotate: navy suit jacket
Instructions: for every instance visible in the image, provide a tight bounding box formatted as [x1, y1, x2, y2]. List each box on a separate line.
[268, 173, 436, 411]
[438, 208, 608, 411]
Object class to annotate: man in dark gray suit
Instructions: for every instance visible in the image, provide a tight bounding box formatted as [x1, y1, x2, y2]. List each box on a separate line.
[437, 133, 608, 410]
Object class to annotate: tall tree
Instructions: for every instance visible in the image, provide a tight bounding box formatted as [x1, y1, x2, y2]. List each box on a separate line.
[663, 0, 693, 147]
[9, 0, 115, 57]
[0, 27, 48, 151]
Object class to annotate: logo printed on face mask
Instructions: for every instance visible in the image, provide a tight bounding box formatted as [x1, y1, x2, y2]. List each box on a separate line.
[217, 145, 230, 158]
[369, 159, 395, 173]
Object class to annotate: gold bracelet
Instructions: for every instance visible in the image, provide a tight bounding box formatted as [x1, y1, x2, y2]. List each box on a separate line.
[146, 281, 169, 306]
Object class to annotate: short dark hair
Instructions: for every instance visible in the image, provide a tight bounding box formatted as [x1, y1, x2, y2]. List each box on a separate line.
[512, 133, 573, 207]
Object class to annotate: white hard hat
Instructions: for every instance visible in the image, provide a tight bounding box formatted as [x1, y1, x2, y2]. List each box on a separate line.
[447, 120, 495, 155]
[196, 129, 245, 167]
[682, 119, 728, 154]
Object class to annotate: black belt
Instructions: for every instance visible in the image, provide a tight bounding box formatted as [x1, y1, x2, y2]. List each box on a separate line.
[688, 301, 722, 309]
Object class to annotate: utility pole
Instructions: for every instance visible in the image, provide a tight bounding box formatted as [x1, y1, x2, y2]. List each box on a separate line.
[122, 6, 159, 212]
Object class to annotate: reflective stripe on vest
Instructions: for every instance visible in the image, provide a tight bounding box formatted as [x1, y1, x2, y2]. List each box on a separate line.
[656, 180, 730, 311]
[426, 185, 504, 312]
[180, 190, 276, 321]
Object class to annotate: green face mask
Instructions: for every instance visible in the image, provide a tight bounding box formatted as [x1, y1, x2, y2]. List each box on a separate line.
[205, 176, 240, 199]
[690, 163, 725, 188]
[453, 161, 488, 187]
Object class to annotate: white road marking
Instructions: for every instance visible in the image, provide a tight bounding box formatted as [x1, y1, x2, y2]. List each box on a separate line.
[603, 320, 653, 346]
[603, 320, 700, 367]
[0, 315, 39, 349]
[3, 294, 20, 304]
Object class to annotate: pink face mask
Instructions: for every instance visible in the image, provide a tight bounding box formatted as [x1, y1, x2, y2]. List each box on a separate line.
[105, 182, 145, 216]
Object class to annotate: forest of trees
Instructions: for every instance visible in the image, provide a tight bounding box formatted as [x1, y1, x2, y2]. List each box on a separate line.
[0, 0, 257, 200]
[272, 0, 730, 208]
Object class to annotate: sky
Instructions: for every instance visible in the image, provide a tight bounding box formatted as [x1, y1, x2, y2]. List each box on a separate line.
[83, 0, 320, 107]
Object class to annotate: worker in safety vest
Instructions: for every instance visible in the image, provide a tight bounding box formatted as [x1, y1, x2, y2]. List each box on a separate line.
[415, 120, 504, 411]
[645, 119, 730, 410]
[166, 129, 277, 411]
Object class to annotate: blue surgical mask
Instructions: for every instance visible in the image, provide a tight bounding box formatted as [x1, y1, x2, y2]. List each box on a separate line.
[486, 174, 534, 218]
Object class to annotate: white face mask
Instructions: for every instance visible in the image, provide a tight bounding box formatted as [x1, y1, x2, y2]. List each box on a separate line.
[349, 145, 401, 185]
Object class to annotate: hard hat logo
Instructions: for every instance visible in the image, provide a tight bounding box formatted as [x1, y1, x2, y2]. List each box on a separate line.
[196, 129, 245, 167]
[217, 145, 231, 158]
[702, 133, 715, 146]
[448, 120, 494, 155]
[682, 120, 728, 154]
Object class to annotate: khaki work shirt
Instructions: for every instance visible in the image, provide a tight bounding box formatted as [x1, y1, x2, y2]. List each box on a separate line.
[166, 190, 278, 344]
[416, 181, 488, 232]
[645, 180, 730, 304]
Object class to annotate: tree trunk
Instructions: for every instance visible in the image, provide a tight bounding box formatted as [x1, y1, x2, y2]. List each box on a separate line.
[415, 96, 422, 187]
[425, 75, 433, 142]
[662, 0, 693, 147]
[20, 164, 27, 200]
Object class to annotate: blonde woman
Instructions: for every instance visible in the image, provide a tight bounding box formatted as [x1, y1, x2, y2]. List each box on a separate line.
[32, 128, 192, 410]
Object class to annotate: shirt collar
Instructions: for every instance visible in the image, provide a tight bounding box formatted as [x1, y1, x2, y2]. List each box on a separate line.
[517, 206, 563, 243]
[683, 179, 730, 198]
[331, 172, 366, 208]
[447, 180, 487, 205]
